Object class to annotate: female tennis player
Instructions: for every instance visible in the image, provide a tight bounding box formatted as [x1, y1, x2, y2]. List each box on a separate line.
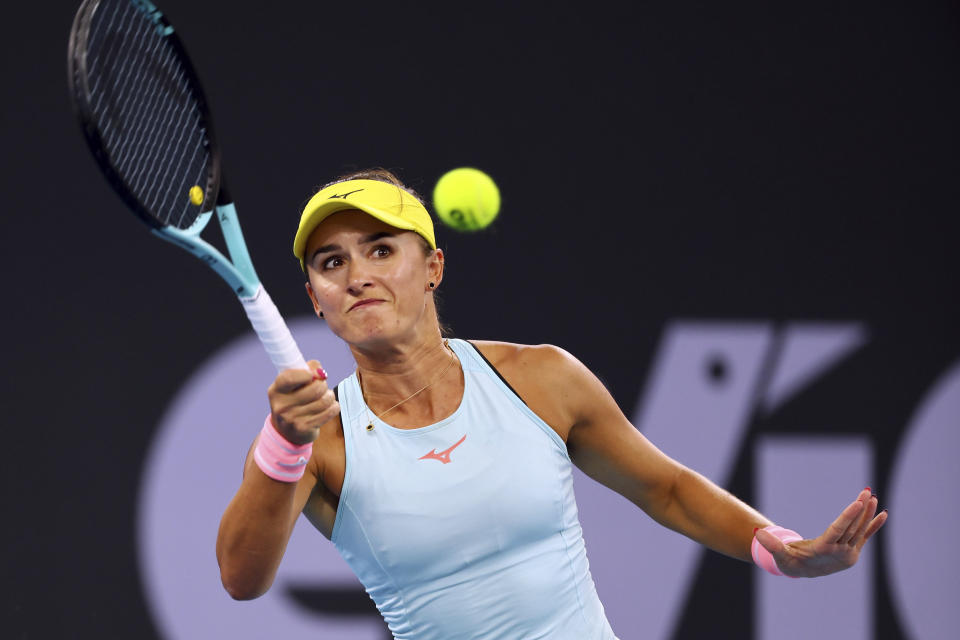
[216, 169, 887, 639]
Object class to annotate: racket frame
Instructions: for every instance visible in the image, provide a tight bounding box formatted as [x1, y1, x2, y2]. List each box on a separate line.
[155, 199, 260, 298]
[67, 0, 307, 372]
[67, 0, 222, 231]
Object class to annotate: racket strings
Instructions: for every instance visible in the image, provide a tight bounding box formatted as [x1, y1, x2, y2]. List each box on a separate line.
[81, 0, 214, 229]
[94, 10, 206, 227]
[91, 10, 205, 226]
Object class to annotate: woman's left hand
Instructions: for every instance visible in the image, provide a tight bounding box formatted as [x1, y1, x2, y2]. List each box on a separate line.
[755, 488, 888, 578]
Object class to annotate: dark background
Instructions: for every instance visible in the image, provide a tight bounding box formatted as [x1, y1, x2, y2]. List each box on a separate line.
[4, 1, 957, 638]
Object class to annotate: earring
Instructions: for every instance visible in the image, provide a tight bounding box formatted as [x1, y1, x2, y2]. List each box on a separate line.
[318, 311, 324, 318]
[429, 282, 435, 289]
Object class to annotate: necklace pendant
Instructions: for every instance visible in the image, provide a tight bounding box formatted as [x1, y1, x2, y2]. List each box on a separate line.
[366, 422, 375, 432]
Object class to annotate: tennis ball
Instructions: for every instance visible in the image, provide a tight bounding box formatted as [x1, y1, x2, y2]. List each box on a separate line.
[189, 185, 204, 205]
[432, 167, 500, 231]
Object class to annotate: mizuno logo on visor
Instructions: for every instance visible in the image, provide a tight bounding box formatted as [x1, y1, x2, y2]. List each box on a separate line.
[327, 189, 363, 199]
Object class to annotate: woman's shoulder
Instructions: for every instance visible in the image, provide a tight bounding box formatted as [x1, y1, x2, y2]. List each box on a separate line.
[462, 340, 591, 441]
[462, 339, 586, 381]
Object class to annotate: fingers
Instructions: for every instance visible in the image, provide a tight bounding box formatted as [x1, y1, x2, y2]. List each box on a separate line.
[824, 493, 867, 543]
[289, 377, 332, 406]
[267, 359, 339, 444]
[274, 384, 337, 424]
[307, 359, 327, 381]
[270, 391, 340, 445]
[270, 360, 330, 402]
[837, 491, 874, 544]
[846, 495, 879, 544]
[272, 366, 316, 394]
[831, 488, 886, 547]
[858, 510, 889, 548]
[295, 390, 340, 424]
[270, 359, 329, 393]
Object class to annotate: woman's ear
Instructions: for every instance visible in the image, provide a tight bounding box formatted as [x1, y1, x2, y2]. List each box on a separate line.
[426, 248, 445, 290]
[304, 281, 323, 317]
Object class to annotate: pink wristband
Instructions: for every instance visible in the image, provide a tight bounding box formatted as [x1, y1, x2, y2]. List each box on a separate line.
[752, 525, 803, 577]
[253, 415, 313, 482]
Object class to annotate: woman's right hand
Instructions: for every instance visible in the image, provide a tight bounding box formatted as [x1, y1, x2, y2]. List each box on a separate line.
[267, 359, 340, 445]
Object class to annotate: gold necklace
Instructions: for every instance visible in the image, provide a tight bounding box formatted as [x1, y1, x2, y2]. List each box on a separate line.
[359, 339, 457, 431]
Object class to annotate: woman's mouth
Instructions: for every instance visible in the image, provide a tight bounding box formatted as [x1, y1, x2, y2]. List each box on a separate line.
[349, 299, 383, 311]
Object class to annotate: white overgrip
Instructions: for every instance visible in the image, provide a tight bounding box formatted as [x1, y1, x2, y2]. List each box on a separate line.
[239, 284, 308, 372]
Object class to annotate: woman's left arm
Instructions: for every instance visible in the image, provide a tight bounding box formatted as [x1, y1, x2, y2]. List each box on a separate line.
[533, 345, 887, 576]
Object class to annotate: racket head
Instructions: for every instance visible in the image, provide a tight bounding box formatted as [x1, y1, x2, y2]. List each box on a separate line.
[67, 0, 222, 230]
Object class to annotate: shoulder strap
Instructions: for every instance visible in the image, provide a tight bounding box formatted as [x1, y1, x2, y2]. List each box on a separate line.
[459, 339, 530, 407]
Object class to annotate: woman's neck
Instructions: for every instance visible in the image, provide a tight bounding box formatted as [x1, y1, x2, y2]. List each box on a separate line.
[353, 335, 458, 408]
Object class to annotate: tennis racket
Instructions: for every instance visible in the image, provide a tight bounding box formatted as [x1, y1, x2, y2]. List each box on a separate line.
[67, 0, 306, 373]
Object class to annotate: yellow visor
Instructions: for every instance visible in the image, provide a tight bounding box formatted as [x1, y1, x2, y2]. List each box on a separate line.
[294, 179, 436, 271]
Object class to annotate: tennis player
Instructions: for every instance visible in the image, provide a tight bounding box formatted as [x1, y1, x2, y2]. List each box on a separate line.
[216, 169, 887, 639]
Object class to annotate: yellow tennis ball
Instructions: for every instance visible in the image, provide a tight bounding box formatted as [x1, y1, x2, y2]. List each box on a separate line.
[432, 167, 500, 231]
[188, 185, 204, 205]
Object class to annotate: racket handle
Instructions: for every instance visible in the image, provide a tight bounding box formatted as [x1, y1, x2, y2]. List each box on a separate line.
[240, 284, 308, 372]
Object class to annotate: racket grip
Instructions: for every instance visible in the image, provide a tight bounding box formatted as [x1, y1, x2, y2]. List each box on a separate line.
[240, 284, 308, 373]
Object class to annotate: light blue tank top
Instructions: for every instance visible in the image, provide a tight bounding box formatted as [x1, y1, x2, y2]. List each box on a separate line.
[332, 339, 616, 640]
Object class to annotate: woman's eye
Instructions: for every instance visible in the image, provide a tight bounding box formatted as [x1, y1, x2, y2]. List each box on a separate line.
[373, 245, 391, 258]
[322, 256, 343, 270]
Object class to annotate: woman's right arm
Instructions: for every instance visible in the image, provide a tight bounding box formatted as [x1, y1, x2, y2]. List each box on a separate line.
[215, 360, 340, 600]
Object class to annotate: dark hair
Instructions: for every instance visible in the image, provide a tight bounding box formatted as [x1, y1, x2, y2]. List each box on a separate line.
[309, 168, 452, 337]
[321, 167, 425, 202]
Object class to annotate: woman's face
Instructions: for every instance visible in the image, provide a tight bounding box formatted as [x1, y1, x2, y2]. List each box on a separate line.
[303, 210, 443, 347]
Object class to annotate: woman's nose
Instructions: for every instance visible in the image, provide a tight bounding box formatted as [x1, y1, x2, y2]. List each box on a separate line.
[345, 261, 374, 295]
